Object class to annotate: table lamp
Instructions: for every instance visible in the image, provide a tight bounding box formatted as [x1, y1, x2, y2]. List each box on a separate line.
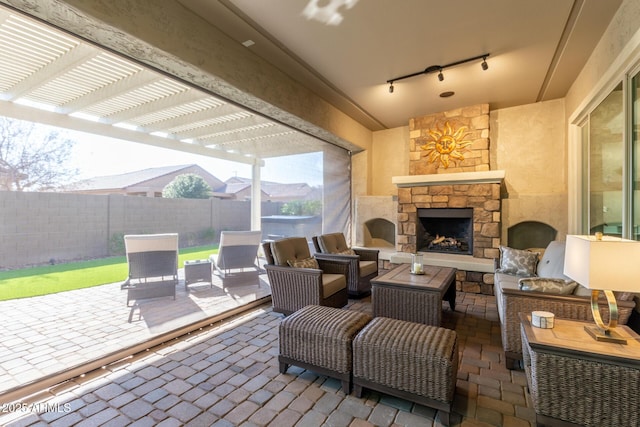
[563, 234, 640, 344]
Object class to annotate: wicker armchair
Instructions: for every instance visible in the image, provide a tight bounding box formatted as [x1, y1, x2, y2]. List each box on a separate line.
[312, 232, 379, 297]
[263, 237, 350, 315]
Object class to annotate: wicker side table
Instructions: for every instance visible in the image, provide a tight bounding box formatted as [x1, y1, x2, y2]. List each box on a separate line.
[353, 317, 458, 426]
[184, 259, 212, 290]
[520, 313, 640, 427]
[279, 305, 372, 394]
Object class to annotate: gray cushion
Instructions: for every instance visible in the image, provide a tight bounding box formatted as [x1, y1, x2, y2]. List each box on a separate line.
[495, 272, 520, 291]
[518, 277, 577, 295]
[537, 240, 571, 279]
[573, 284, 592, 296]
[496, 246, 538, 276]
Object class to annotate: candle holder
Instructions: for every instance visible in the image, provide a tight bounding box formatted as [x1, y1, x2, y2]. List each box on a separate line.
[411, 253, 424, 275]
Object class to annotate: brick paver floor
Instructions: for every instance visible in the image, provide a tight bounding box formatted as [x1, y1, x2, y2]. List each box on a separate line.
[0, 291, 536, 426]
[0, 268, 272, 396]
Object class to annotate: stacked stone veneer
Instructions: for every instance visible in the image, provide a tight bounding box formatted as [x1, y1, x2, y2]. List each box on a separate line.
[395, 104, 499, 295]
[410, 104, 490, 175]
[396, 183, 500, 294]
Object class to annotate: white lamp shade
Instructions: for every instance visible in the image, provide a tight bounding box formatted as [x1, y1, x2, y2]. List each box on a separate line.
[563, 235, 640, 292]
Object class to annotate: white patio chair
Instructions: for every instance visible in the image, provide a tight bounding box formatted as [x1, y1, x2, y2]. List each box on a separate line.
[120, 233, 179, 320]
[210, 230, 263, 278]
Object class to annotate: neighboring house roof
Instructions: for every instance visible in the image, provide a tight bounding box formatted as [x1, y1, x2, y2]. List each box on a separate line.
[66, 165, 319, 200]
[216, 178, 316, 200]
[215, 181, 251, 194]
[265, 182, 313, 199]
[67, 164, 225, 195]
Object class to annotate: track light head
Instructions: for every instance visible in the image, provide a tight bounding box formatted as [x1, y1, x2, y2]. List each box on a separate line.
[389, 83, 394, 93]
[481, 57, 488, 71]
[438, 69, 444, 82]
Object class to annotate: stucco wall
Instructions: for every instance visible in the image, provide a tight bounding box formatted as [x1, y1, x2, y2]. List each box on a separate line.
[367, 99, 568, 243]
[490, 99, 568, 242]
[565, 0, 640, 119]
[371, 127, 409, 196]
[0, 192, 282, 269]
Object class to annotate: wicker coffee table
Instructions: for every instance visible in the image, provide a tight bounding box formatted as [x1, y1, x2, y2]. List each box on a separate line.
[371, 263, 456, 326]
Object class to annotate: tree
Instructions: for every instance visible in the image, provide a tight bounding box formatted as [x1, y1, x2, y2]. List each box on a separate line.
[280, 200, 322, 216]
[162, 173, 212, 199]
[0, 117, 78, 191]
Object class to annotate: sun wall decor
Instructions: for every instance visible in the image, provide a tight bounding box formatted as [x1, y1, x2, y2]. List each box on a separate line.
[419, 121, 472, 169]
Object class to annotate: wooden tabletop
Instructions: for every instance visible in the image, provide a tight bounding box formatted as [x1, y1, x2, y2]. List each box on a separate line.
[371, 263, 456, 293]
[519, 313, 640, 367]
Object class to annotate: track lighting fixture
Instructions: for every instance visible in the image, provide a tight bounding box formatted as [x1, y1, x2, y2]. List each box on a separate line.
[386, 53, 490, 92]
[481, 56, 488, 71]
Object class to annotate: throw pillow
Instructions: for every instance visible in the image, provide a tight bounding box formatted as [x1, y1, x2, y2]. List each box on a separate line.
[339, 248, 356, 255]
[518, 277, 578, 295]
[287, 257, 319, 269]
[496, 246, 539, 276]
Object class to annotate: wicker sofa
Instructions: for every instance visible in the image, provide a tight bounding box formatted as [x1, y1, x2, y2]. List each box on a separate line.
[494, 240, 636, 369]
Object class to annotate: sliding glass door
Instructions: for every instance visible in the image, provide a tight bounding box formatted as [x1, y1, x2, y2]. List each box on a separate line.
[588, 83, 624, 237]
[632, 71, 640, 239]
[582, 69, 640, 241]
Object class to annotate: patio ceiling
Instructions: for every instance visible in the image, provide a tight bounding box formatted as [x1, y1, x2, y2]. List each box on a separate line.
[0, 7, 328, 165]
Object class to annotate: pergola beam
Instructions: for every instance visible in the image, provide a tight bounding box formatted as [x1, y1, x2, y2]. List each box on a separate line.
[0, 99, 263, 166]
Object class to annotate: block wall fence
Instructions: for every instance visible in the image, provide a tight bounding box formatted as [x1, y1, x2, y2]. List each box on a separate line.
[0, 192, 284, 269]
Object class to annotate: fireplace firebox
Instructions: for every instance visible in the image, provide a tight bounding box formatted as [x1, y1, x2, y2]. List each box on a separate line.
[417, 208, 473, 255]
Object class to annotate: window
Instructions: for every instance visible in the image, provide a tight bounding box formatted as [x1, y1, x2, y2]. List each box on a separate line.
[632, 71, 640, 239]
[579, 69, 640, 240]
[584, 83, 624, 236]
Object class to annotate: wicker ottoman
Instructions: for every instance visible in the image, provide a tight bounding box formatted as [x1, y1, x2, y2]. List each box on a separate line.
[352, 317, 459, 426]
[279, 305, 372, 394]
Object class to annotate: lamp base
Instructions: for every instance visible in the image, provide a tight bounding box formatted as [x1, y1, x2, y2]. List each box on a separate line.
[583, 325, 628, 344]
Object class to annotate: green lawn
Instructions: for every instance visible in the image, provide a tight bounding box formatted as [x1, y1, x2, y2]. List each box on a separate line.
[0, 245, 218, 301]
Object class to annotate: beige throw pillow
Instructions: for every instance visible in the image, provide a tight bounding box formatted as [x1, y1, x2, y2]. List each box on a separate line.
[287, 257, 320, 269]
[339, 248, 356, 255]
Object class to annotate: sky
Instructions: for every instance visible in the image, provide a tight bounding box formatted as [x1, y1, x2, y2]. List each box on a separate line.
[64, 129, 324, 186]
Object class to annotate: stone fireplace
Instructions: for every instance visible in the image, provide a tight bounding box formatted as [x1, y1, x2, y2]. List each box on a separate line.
[416, 207, 474, 255]
[392, 170, 504, 294]
[377, 103, 506, 294]
[394, 171, 503, 259]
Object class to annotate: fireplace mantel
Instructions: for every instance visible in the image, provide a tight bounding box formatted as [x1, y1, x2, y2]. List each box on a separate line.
[392, 170, 505, 187]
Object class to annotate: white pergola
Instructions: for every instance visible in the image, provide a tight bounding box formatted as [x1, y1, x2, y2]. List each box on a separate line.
[0, 8, 333, 229]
